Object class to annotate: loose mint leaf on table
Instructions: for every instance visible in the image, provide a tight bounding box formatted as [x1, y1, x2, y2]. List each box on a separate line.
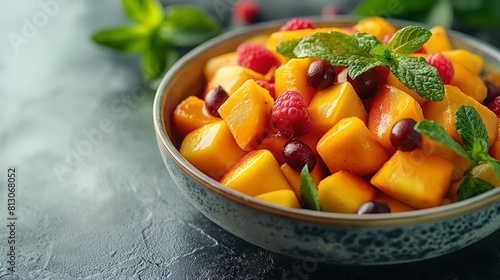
[455, 105, 489, 161]
[300, 165, 322, 211]
[387, 26, 432, 55]
[457, 176, 495, 201]
[122, 0, 162, 26]
[91, 25, 150, 53]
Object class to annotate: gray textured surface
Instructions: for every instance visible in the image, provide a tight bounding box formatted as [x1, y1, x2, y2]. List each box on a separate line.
[1, 1, 499, 279]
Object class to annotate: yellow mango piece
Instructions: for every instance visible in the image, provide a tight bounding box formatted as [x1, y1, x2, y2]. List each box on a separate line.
[205, 65, 264, 97]
[204, 52, 238, 81]
[275, 57, 318, 104]
[489, 120, 500, 160]
[280, 162, 329, 202]
[385, 72, 428, 105]
[266, 29, 316, 64]
[317, 170, 376, 214]
[317, 117, 389, 176]
[254, 189, 301, 209]
[353, 17, 396, 41]
[173, 96, 221, 141]
[220, 149, 293, 197]
[368, 85, 424, 153]
[308, 82, 368, 137]
[442, 49, 483, 76]
[375, 191, 415, 213]
[423, 85, 497, 147]
[370, 149, 454, 209]
[218, 79, 274, 151]
[423, 26, 452, 53]
[421, 136, 471, 182]
[471, 164, 500, 187]
[180, 121, 247, 180]
[485, 73, 500, 88]
[450, 62, 487, 103]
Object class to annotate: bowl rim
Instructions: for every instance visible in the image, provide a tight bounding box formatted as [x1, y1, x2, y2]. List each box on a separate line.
[153, 16, 500, 227]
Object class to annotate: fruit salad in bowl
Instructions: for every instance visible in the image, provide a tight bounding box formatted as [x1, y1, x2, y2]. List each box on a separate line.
[153, 16, 500, 264]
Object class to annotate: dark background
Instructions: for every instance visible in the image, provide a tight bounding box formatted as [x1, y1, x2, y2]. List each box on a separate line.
[1, 0, 499, 279]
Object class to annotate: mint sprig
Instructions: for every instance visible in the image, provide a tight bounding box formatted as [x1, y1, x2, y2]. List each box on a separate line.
[415, 105, 498, 200]
[92, 0, 221, 82]
[276, 26, 444, 101]
[300, 165, 322, 211]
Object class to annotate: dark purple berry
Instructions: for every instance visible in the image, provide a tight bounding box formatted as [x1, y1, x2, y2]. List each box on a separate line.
[357, 200, 391, 214]
[390, 118, 421, 151]
[282, 140, 316, 172]
[205, 85, 229, 117]
[483, 80, 500, 105]
[347, 68, 379, 99]
[306, 60, 336, 90]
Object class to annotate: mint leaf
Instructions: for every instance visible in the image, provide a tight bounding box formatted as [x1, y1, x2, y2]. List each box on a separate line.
[161, 5, 221, 47]
[455, 105, 489, 161]
[387, 26, 432, 56]
[300, 165, 322, 211]
[91, 25, 150, 53]
[279, 31, 385, 79]
[142, 36, 178, 80]
[370, 43, 393, 64]
[415, 120, 472, 161]
[389, 55, 444, 101]
[457, 176, 495, 201]
[122, 0, 162, 26]
[486, 156, 500, 181]
[275, 38, 301, 58]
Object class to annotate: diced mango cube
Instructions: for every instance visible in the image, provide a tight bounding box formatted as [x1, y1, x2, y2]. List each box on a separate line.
[317, 170, 376, 214]
[204, 52, 238, 81]
[220, 149, 293, 197]
[180, 121, 246, 180]
[308, 82, 368, 137]
[218, 79, 274, 151]
[489, 120, 500, 160]
[266, 29, 316, 64]
[368, 85, 424, 153]
[280, 161, 329, 202]
[423, 26, 452, 53]
[254, 189, 301, 208]
[375, 191, 415, 213]
[275, 58, 318, 104]
[317, 117, 389, 176]
[370, 149, 454, 209]
[173, 96, 221, 141]
[205, 65, 264, 97]
[421, 136, 471, 182]
[471, 164, 500, 188]
[422, 85, 497, 146]
[353, 17, 396, 41]
[442, 49, 484, 76]
[450, 62, 487, 103]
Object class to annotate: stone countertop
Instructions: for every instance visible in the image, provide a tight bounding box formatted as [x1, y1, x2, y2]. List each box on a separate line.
[1, 1, 499, 279]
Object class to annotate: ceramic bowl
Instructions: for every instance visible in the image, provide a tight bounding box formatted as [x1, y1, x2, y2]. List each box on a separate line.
[153, 16, 500, 265]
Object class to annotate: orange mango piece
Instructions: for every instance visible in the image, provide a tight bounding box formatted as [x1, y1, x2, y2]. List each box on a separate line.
[423, 26, 452, 53]
[370, 149, 453, 209]
[489, 120, 500, 160]
[220, 149, 293, 197]
[275, 57, 318, 105]
[374, 191, 415, 213]
[368, 85, 424, 153]
[308, 82, 368, 137]
[446, 180, 460, 203]
[204, 52, 238, 81]
[449, 62, 487, 103]
[172, 96, 221, 141]
[353, 16, 396, 41]
[266, 29, 316, 64]
[204, 65, 264, 97]
[180, 121, 247, 180]
[254, 189, 301, 209]
[422, 85, 497, 147]
[385, 72, 428, 105]
[471, 164, 500, 187]
[317, 117, 389, 176]
[280, 161, 329, 202]
[218, 79, 274, 151]
[317, 170, 376, 214]
[442, 49, 483, 76]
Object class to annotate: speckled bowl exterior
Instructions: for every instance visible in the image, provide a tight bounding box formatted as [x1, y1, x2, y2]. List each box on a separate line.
[153, 17, 500, 265]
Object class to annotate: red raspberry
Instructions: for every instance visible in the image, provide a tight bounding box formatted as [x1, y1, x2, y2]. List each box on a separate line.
[487, 96, 500, 118]
[236, 43, 278, 75]
[271, 90, 312, 138]
[426, 53, 455, 84]
[256, 79, 275, 99]
[279, 17, 316, 31]
[232, 0, 259, 25]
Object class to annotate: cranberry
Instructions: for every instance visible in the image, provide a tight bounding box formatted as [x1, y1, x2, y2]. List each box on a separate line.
[357, 200, 391, 214]
[347, 68, 379, 99]
[282, 140, 316, 172]
[390, 118, 422, 151]
[204, 85, 229, 117]
[306, 60, 336, 90]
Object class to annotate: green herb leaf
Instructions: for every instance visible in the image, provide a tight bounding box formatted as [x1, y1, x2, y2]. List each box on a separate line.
[275, 38, 301, 59]
[415, 120, 472, 161]
[387, 26, 432, 56]
[91, 25, 150, 53]
[486, 156, 500, 181]
[353, 0, 436, 18]
[141, 36, 178, 80]
[122, 0, 163, 26]
[161, 5, 221, 47]
[457, 176, 495, 201]
[455, 105, 489, 161]
[389, 55, 444, 101]
[369, 43, 393, 64]
[300, 165, 322, 211]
